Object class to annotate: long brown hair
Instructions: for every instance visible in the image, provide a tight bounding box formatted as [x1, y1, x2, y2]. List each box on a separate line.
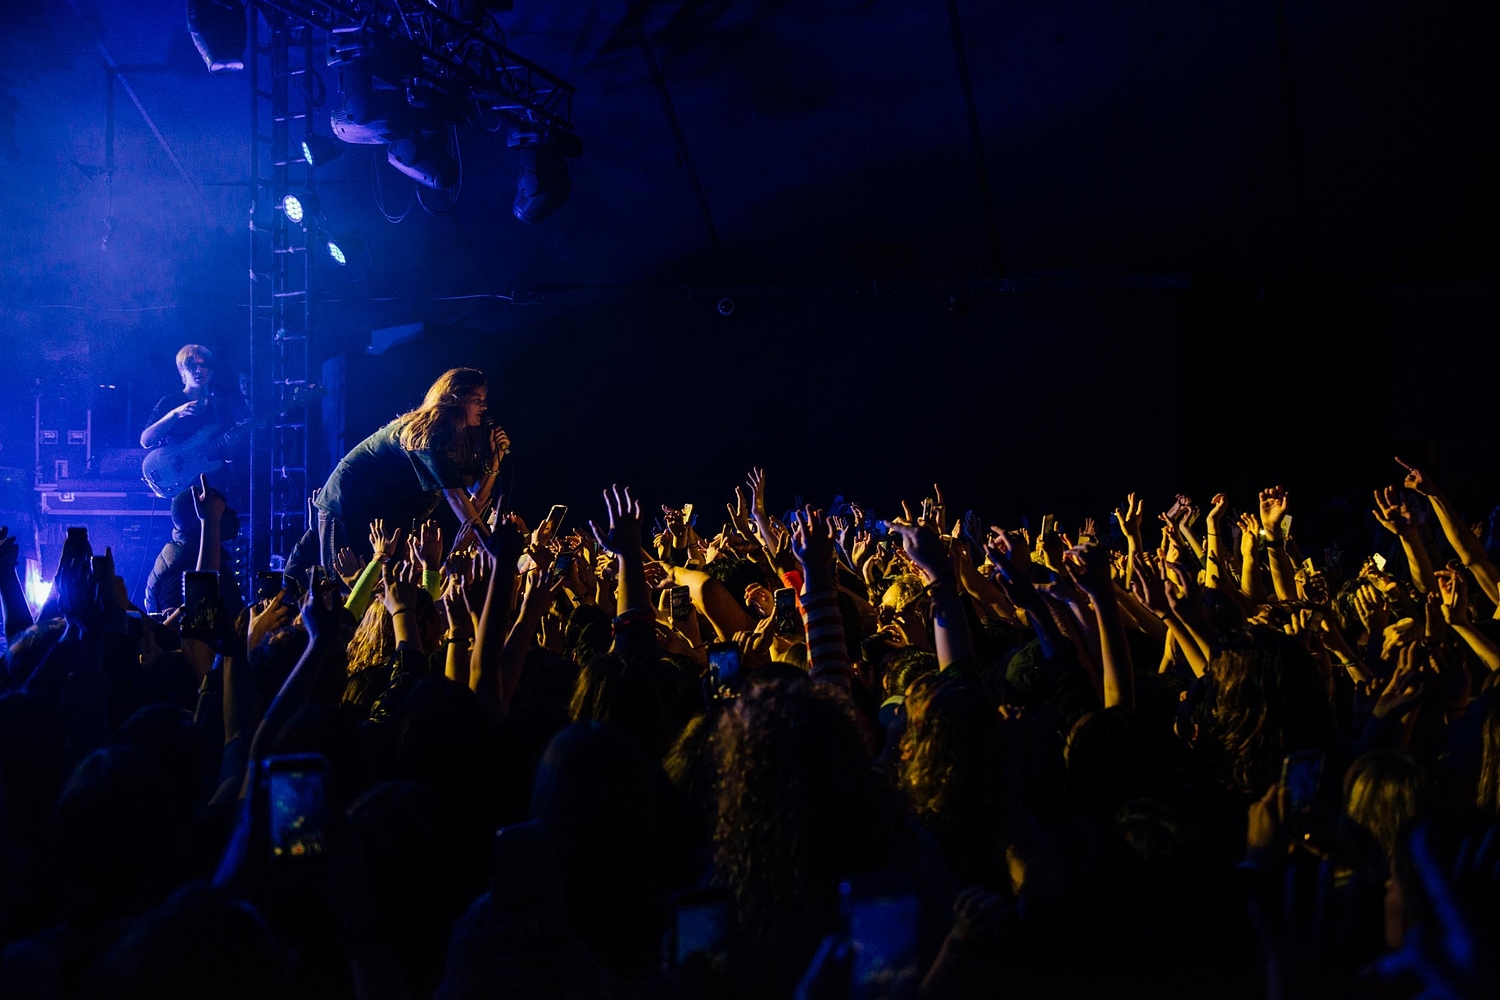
[390, 368, 487, 472]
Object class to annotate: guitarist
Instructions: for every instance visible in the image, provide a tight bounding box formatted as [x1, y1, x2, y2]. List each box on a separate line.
[140, 343, 250, 507]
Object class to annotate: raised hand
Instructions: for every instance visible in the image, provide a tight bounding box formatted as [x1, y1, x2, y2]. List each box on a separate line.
[380, 561, 421, 617]
[930, 483, 949, 534]
[248, 590, 293, 650]
[0, 526, 19, 570]
[1372, 643, 1427, 720]
[191, 474, 226, 522]
[487, 424, 511, 460]
[1036, 517, 1065, 573]
[417, 519, 444, 571]
[850, 529, 873, 569]
[299, 572, 342, 644]
[1237, 513, 1259, 558]
[1159, 494, 1192, 529]
[462, 547, 492, 623]
[1372, 486, 1420, 535]
[482, 515, 527, 565]
[1130, 553, 1172, 616]
[1061, 541, 1110, 598]
[1353, 583, 1390, 636]
[58, 546, 113, 633]
[589, 484, 643, 556]
[746, 468, 768, 519]
[660, 506, 688, 549]
[762, 517, 791, 560]
[442, 575, 475, 641]
[333, 547, 365, 588]
[1435, 568, 1473, 626]
[368, 518, 405, 564]
[1114, 492, 1145, 545]
[790, 506, 838, 575]
[1258, 486, 1290, 537]
[1395, 456, 1439, 497]
[519, 565, 566, 620]
[1205, 493, 1228, 531]
[743, 583, 775, 619]
[725, 486, 753, 538]
[887, 521, 950, 583]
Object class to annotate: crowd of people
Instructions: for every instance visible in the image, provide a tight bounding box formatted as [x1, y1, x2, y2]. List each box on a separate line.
[1, 447, 1498, 998]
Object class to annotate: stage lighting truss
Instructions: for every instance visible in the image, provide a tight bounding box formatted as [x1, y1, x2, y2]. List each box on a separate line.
[258, 0, 576, 137]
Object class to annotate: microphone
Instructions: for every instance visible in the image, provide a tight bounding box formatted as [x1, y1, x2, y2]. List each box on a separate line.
[479, 414, 511, 456]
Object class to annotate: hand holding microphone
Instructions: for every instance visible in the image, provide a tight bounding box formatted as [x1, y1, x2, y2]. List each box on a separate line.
[485, 419, 511, 460]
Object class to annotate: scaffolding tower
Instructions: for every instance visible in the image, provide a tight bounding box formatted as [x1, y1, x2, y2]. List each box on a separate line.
[248, 4, 316, 578]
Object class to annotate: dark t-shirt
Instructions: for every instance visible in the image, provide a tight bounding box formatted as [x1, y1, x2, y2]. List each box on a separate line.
[314, 421, 467, 537]
[146, 392, 250, 449]
[146, 391, 252, 506]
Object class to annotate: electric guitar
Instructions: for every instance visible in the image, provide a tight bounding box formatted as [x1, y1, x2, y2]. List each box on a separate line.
[141, 385, 325, 498]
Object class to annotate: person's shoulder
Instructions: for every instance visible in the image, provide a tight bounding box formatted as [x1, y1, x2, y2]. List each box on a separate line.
[344, 420, 406, 458]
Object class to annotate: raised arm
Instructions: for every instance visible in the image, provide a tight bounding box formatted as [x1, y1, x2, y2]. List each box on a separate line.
[345, 519, 404, 620]
[1372, 486, 1438, 594]
[246, 576, 342, 768]
[792, 508, 857, 689]
[1113, 492, 1145, 588]
[1436, 568, 1500, 674]
[1203, 494, 1229, 590]
[498, 568, 565, 710]
[1064, 542, 1134, 709]
[192, 474, 226, 573]
[469, 521, 524, 719]
[1258, 486, 1297, 602]
[986, 532, 1063, 660]
[415, 520, 445, 601]
[589, 485, 656, 662]
[1236, 512, 1265, 602]
[1398, 457, 1500, 603]
[0, 527, 34, 640]
[657, 563, 753, 640]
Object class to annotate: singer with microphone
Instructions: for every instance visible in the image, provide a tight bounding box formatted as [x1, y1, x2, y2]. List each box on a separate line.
[286, 368, 509, 577]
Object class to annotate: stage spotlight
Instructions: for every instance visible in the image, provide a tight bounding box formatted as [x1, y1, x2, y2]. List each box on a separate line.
[387, 129, 458, 191]
[187, 0, 247, 75]
[513, 145, 571, 225]
[331, 65, 417, 145]
[323, 230, 369, 271]
[301, 134, 344, 167]
[280, 190, 321, 225]
[509, 127, 581, 225]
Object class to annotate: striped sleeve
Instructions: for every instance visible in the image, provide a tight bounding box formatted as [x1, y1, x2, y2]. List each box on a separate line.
[800, 587, 851, 690]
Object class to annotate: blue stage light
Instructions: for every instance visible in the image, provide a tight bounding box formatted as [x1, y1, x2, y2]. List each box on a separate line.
[280, 190, 320, 225]
[301, 134, 344, 168]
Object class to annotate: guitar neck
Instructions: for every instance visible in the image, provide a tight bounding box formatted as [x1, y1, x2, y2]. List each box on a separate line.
[220, 392, 316, 449]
